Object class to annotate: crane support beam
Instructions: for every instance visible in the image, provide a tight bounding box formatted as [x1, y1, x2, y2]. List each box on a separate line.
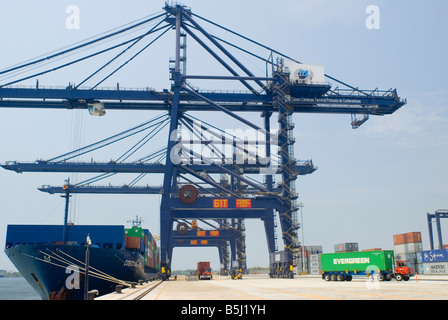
[38, 184, 284, 195]
[1, 161, 317, 175]
[172, 229, 235, 240]
[172, 209, 272, 220]
[0, 87, 405, 115]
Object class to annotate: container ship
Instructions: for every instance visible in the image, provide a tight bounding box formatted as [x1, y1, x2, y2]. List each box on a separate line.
[4, 217, 160, 300]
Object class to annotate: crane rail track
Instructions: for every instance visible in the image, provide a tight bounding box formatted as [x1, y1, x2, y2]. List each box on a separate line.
[97, 279, 164, 300]
[132, 280, 163, 300]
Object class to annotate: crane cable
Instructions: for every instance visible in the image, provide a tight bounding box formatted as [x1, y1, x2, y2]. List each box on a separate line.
[38, 249, 132, 286]
[19, 249, 132, 287]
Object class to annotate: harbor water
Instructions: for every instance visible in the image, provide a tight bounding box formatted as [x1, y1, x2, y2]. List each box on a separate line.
[0, 277, 40, 300]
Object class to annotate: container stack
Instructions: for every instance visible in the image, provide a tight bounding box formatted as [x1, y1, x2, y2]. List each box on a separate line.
[125, 227, 144, 250]
[125, 227, 159, 270]
[334, 242, 358, 253]
[296, 245, 322, 274]
[393, 232, 422, 272]
[309, 254, 321, 274]
[419, 249, 448, 274]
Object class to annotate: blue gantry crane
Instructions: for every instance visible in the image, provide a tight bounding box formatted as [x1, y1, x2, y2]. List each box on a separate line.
[427, 210, 448, 250]
[0, 3, 406, 279]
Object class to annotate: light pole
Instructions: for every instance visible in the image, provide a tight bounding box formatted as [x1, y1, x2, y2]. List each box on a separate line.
[297, 203, 305, 274]
[84, 234, 91, 300]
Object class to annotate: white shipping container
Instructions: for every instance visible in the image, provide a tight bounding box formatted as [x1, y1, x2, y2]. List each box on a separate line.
[310, 254, 321, 262]
[395, 252, 419, 260]
[423, 262, 448, 275]
[310, 268, 321, 275]
[394, 242, 423, 254]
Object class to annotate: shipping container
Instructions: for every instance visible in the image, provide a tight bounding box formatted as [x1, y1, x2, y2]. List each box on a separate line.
[322, 250, 394, 273]
[394, 242, 423, 254]
[297, 245, 322, 258]
[125, 227, 144, 238]
[334, 242, 358, 253]
[393, 232, 422, 245]
[125, 236, 141, 249]
[310, 253, 321, 262]
[197, 261, 212, 280]
[423, 262, 448, 274]
[420, 249, 448, 263]
[321, 250, 414, 281]
[394, 252, 419, 265]
[310, 268, 321, 275]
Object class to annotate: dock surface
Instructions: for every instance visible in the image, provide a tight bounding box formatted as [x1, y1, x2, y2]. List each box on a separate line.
[97, 274, 448, 300]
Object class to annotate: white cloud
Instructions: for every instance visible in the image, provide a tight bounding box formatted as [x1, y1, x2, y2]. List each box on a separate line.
[361, 91, 448, 148]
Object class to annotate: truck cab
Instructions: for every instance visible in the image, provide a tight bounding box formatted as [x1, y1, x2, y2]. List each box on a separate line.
[394, 260, 414, 281]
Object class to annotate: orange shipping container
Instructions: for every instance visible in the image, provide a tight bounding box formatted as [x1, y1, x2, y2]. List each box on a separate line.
[125, 236, 141, 249]
[393, 232, 422, 245]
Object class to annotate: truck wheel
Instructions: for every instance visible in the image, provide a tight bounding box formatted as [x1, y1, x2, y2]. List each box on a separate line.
[331, 274, 337, 281]
[337, 274, 345, 281]
[324, 274, 331, 281]
[377, 273, 385, 281]
[395, 273, 403, 281]
[345, 275, 352, 281]
[403, 276, 409, 281]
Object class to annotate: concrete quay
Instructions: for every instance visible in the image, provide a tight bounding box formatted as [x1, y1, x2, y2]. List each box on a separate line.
[97, 274, 448, 300]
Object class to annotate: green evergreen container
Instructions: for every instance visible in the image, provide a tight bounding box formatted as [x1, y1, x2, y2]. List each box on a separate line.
[321, 250, 394, 273]
[125, 227, 144, 238]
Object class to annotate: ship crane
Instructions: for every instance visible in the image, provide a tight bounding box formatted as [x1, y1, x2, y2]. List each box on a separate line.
[0, 3, 406, 279]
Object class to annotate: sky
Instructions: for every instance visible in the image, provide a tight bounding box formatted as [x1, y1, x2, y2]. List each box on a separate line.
[0, 0, 447, 272]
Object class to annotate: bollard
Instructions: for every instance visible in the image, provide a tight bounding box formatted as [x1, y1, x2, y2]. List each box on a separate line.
[116, 285, 124, 294]
[87, 290, 99, 300]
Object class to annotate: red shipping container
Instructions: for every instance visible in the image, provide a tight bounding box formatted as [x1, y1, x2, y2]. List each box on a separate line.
[125, 236, 141, 249]
[393, 232, 422, 245]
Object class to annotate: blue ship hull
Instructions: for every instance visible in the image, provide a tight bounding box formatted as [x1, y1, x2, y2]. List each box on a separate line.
[5, 244, 158, 300]
[4, 224, 160, 300]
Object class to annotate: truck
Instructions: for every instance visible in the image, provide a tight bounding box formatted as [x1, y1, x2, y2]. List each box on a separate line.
[321, 250, 414, 281]
[197, 261, 212, 280]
